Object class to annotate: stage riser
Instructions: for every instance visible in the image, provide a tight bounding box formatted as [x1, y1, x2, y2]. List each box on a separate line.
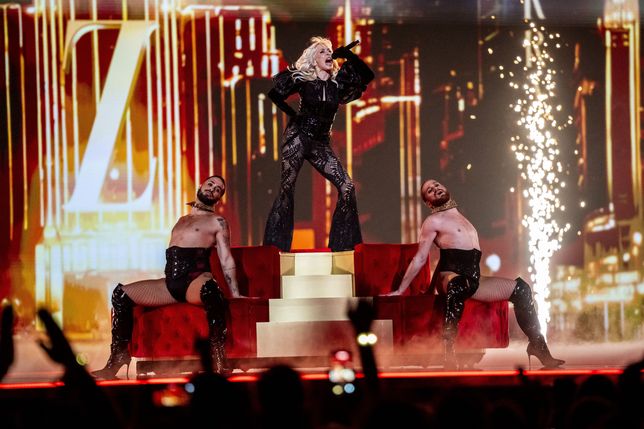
[126, 245, 508, 374]
[268, 297, 364, 322]
[256, 320, 393, 357]
[257, 251, 393, 357]
[281, 274, 354, 298]
[279, 251, 355, 276]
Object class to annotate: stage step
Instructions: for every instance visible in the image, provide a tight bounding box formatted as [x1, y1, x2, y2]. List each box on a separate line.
[255, 249, 393, 360]
[280, 251, 355, 276]
[256, 320, 393, 357]
[268, 297, 361, 322]
[281, 274, 353, 298]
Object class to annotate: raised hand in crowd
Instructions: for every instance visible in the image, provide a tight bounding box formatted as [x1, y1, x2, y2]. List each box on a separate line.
[348, 297, 375, 335]
[0, 304, 14, 381]
[348, 298, 379, 396]
[37, 308, 123, 428]
[38, 307, 98, 388]
[37, 308, 77, 369]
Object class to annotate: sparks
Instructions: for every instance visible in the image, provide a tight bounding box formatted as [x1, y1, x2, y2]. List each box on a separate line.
[508, 22, 570, 339]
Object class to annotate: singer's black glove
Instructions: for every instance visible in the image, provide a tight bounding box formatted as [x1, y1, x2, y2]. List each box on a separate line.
[332, 45, 356, 60]
[268, 88, 297, 117]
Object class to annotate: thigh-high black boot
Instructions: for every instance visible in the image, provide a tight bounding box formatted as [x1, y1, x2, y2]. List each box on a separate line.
[443, 276, 478, 370]
[92, 284, 134, 379]
[509, 278, 565, 369]
[200, 279, 229, 375]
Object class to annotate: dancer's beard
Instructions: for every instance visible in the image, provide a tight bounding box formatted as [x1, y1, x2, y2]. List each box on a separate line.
[197, 188, 217, 206]
[432, 190, 451, 207]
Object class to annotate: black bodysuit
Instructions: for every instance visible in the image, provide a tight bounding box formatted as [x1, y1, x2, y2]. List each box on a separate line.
[263, 55, 374, 252]
[430, 248, 482, 294]
[164, 246, 212, 302]
[437, 248, 481, 281]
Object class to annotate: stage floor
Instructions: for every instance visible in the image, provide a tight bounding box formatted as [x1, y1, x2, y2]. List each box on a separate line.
[2, 339, 640, 429]
[1, 338, 642, 386]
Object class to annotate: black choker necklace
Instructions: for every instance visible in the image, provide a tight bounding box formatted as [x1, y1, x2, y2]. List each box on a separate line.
[187, 201, 214, 213]
[429, 199, 458, 215]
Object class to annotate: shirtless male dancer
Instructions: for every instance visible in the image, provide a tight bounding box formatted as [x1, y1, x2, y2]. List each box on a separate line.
[386, 179, 565, 370]
[92, 175, 241, 379]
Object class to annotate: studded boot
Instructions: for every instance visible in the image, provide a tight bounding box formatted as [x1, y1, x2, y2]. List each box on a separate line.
[443, 276, 478, 370]
[510, 277, 565, 369]
[200, 279, 230, 375]
[92, 284, 134, 380]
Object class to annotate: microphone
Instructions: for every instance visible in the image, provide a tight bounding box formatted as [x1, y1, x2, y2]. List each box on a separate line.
[332, 40, 360, 59]
[344, 39, 360, 51]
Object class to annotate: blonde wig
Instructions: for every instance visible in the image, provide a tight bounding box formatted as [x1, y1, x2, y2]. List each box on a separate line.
[290, 36, 340, 82]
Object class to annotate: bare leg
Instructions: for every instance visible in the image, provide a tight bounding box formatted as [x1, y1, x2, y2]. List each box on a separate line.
[185, 272, 213, 304]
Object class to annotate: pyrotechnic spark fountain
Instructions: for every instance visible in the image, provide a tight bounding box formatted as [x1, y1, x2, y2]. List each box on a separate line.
[506, 22, 571, 338]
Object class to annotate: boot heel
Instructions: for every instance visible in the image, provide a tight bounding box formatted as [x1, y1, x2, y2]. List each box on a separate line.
[527, 352, 532, 371]
[442, 340, 458, 371]
[94, 284, 134, 380]
[91, 359, 131, 380]
[526, 337, 565, 369]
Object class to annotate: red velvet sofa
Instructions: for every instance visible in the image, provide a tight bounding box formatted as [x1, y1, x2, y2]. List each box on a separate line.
[354, 243, 509, 352]
[131, 245, 280, 365]
[130, 243, 508, 374]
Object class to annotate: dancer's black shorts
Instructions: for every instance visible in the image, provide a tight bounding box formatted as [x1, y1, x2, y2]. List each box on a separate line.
[164, 246, 212, 302]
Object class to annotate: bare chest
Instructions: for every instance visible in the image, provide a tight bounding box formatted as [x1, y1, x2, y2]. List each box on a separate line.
[433, 212, 479, 249]
[172, 216, 217, 247]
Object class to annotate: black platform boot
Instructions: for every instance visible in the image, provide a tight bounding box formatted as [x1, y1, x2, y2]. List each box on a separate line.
[200, 279, 230, 375]
[92, 284, 134, 380]
[510, 277, 565, 369]
[443, 276, 478, 370]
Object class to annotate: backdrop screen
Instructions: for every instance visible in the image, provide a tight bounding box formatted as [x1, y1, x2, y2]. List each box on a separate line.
[0, 0, 641, 342]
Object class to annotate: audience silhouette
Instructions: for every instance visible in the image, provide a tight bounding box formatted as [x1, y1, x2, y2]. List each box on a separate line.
[0, 304, 14, 381]
[0, 301, 642, 429]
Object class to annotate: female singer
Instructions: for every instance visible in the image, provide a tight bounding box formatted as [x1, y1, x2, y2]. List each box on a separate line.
[263, 37, 374, 252]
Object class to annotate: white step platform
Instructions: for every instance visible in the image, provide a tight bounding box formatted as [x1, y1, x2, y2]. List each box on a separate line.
[256, 320, 393, 357]
[280, 251, 355, 276]
[268, 297, 361, 322]
[281, 274, 353, 299]
[255, 249, 393, 359]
